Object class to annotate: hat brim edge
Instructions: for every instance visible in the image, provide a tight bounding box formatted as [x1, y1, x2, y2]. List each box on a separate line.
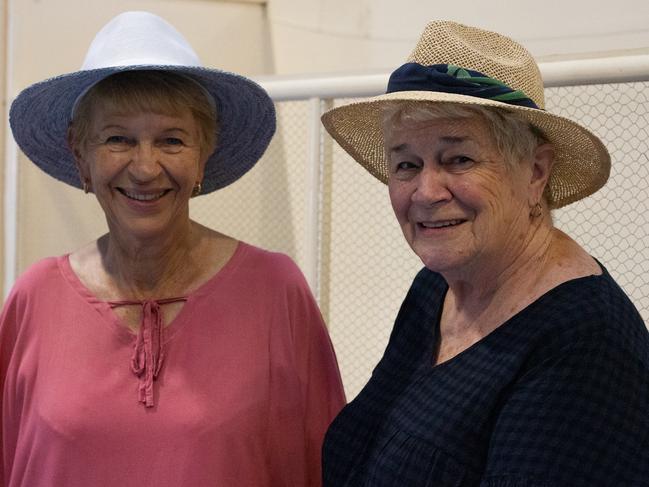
[321, 91, 611, 209]
[9, 64, 277, 195]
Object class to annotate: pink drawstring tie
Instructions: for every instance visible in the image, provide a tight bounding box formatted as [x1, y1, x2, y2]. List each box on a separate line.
[110, 297, 187, 407]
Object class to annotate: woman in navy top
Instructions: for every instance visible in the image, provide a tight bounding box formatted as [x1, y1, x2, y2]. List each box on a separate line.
[320, 20, 649, 486]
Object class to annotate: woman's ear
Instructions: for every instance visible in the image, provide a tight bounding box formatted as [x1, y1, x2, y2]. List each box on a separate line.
[529, 143, 554, 205]
[67, 126, 89, 181]
[197, 153, 209, 182]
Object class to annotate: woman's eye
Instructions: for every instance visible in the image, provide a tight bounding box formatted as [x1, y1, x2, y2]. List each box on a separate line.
[160, 137, 185, 153]
[106, 135, 129, 144]
[104, 135, 132, 151]
[389, 160, 420, 180]
[164, 137, 183, 146]
[394, 161, 418, 171]
[443, 155, 475, 168]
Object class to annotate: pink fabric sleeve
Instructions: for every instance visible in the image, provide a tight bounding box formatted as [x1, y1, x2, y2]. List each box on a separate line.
[268, 258, 346, 487]
[1, 287, 22, 487]
[295, 283, 346, 486]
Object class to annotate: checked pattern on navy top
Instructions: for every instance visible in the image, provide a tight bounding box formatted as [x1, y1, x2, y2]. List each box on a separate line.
[323, 264, 649, 486]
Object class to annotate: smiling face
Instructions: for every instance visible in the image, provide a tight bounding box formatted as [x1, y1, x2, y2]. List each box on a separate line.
[74, 105, 206, 241]
[386, 114, 539, 280]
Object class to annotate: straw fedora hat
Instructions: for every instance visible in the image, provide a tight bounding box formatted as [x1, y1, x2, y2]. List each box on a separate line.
[9, 11, 276, 195]
[321, 21, 611, 209]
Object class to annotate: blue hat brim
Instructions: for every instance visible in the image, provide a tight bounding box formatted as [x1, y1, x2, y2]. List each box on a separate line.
[9, 65, 276, 194]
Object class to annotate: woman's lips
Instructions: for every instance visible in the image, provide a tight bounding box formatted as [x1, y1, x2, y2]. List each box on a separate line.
[418, 219, 465, 229]
[118, 188, 170, 201]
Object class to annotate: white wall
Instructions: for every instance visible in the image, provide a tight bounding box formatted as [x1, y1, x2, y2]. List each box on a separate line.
[268, 0, 649, 74]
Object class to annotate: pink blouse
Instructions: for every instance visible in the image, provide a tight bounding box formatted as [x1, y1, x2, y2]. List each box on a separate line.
[0, 242, 345, 486]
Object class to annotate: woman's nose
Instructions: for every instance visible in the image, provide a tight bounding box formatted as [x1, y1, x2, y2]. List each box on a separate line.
[128, 142, 162, 181]
[412, 166, 452, 205]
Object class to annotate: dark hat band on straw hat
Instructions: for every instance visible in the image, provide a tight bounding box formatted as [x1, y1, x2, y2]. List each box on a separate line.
[387, 63, 539, 109]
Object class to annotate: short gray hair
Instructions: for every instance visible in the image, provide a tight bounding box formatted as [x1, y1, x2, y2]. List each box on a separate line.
[381, 102, 548, 170]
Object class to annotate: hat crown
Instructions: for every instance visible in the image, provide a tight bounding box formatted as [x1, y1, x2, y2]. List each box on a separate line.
[81, 11, 202, 70]
[407, 21, 545, 109]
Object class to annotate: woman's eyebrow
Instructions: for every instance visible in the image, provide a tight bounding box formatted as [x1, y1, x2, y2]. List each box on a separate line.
[438, 135, 469, 145]
[388, 143, 409, 154]
[388, 135, 470, 154]
[98, 124, 127, 131]
[161, 127, 191, 135]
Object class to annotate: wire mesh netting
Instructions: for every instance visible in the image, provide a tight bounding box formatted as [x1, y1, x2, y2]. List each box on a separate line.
[190, 101, 309, 265]
[548, 82, 649, 319]
[190, 82, 649, 398]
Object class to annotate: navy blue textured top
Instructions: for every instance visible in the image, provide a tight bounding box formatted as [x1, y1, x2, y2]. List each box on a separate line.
[323, 265, 649, 486]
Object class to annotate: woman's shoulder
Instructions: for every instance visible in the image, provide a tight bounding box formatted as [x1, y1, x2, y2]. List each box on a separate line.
[538, 231, 640, 326]
[236, 242, 305, 279]
[193, 224, 301, 279]
[580, 265, 648, 361]
[10, 255, 66, 291]
[536, 263, 643, 330]
[520, 263, 649, 368]
[2, 255, 68, 314]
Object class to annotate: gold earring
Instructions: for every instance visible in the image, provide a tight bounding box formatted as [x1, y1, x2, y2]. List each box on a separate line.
[530, 202, 542, 218]
[192, 181, 202, 197]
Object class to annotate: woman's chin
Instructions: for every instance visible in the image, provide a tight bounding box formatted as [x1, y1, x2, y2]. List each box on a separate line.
[108, 216, 185, 243]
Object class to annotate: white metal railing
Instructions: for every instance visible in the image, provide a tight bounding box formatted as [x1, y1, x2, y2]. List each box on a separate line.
[256, 54, 649, 101]
[3, 0, 18, 299]
[4, 54, 649, 296]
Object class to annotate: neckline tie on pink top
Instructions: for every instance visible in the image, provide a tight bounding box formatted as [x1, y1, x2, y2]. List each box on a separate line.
[109, 297, 187, 407]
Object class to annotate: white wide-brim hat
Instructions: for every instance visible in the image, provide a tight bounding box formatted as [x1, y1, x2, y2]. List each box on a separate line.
[9, 11, 276, 195]
[321, 21, 611, 209]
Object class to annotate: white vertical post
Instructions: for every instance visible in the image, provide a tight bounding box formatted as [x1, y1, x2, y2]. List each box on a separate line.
[303, 97, 323, 298]
[3, 142, 17, 298]
[3, 0, 17, 298]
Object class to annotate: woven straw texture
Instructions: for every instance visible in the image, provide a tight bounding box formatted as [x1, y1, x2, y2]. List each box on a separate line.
[408, 21, 545, 109]
[321, 21, 611, 209]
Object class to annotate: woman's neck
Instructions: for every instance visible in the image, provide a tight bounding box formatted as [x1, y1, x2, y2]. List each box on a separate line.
[99, 220, 200, 299]
[441, 221, 600, 335]
[442, 220, 556, 326]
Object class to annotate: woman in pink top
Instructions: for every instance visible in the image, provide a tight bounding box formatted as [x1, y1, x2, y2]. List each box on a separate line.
[1, 11, 345, 487]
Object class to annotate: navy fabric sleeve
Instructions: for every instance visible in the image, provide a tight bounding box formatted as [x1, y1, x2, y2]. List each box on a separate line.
[481, 327, 649, 487]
